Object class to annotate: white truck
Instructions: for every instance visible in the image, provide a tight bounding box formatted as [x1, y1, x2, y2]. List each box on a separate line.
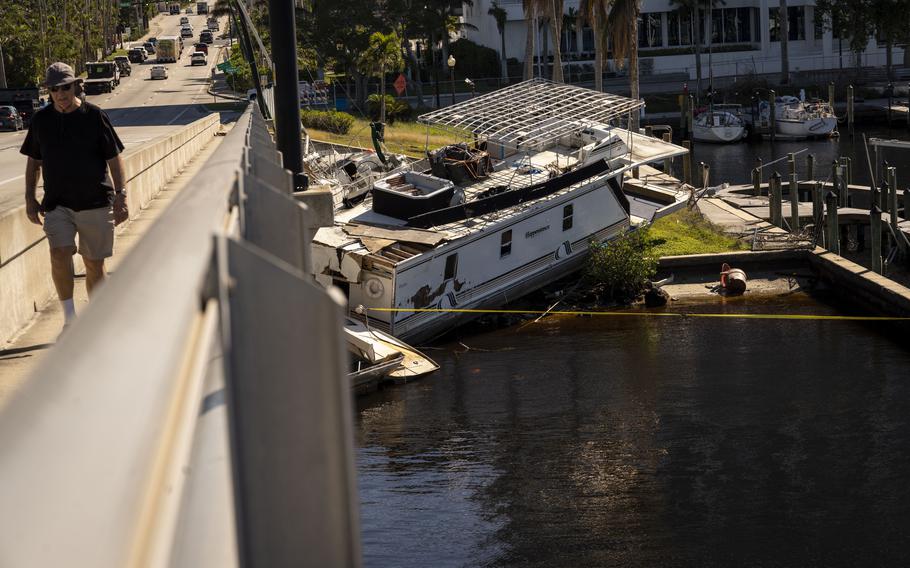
[156, 36, 179, 63]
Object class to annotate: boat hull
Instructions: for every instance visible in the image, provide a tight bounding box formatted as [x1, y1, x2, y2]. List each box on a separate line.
[692, 125, 746, 143]
[777, 116, 837, 138]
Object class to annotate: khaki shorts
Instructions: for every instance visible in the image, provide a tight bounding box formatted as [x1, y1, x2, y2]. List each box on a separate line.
[44, 205, 115, 260]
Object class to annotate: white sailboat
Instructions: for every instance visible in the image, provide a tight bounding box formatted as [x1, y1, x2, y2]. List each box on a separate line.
[760, 96, 837, 138]
[692, 104, 747, 143]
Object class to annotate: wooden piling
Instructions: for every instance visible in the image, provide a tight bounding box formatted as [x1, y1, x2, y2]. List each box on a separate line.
[813, 181, 823, 239]
[770, 171, 783, 228]
[789, 153, 799, 232]
[769, 89, 776, 142]
[831, 160, 841, 205]
[806, 153, 815, 184]
[663, 132, 672, 174]
[680, 94, 687, 136]
[687, 95, 695, 141]
[826, 190, 840, 254]
[752, 164, 761, 197]
[871, 202, 883, 274]
[847, 85, 855, 137]
[888, 167, 899, 232]
[682, 140, 692, 184]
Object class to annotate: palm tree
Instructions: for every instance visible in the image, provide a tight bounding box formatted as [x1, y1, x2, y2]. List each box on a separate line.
[779, 0, 789, 84]
[579, 0, 610, 91]
[548, 0, 565, 82]
[523, 0, 536, 79]
[608, 0, 641, 128]
[488, 0, 508, 83]
[361, 30, 405, 123]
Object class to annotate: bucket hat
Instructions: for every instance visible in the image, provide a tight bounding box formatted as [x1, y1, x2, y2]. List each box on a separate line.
[45, 62, 82, 88]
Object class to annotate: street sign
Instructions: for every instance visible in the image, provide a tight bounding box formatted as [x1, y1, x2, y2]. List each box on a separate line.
[393, 73, 407, 96]
[217, 62, 238, 74]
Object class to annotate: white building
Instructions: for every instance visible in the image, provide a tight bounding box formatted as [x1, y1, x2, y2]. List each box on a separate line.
[461, 0, 902, 81]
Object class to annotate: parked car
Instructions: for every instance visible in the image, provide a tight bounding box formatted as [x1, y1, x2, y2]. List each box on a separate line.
[180, 16, 189, 24]
[199, 30, 213, 44]
[190, 51, 207, 66]
[113, 56, 132, 76]
[128, 48, 147, 63]
[150, 65, 168, 80]
[143, 42, 156, 55]
[0, 106, 24, 131]
[193, 42, 209, 55]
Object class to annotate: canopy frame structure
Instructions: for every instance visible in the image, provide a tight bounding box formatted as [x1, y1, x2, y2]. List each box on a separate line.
[417, 78, 644, 152]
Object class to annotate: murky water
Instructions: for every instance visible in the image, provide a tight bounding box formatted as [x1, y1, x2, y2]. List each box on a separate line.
[356, 292, 910, 567]
[689, 123, 910, 188]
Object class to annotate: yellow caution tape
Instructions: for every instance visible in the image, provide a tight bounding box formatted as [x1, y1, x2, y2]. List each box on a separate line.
[366, 307, 910, 321]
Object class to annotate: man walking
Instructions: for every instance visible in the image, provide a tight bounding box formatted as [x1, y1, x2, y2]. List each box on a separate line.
[21, 62, 129, 329]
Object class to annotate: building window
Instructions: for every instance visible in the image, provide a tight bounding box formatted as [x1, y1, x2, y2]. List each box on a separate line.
[668, 11, 692, 46]
[560, 27, 578, 54]
[582, 26, 594, 53]
[444, 253, 458, 281]
[562, 204, 574, 231]
[638, 13, 663, 48]
[769, 6, 805, 42]
[706, 7, 752, 44]
[500, 230, 512, 258]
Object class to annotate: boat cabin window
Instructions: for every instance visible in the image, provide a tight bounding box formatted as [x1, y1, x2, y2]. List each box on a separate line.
[500, 230, 512, 258]
[444, 253, 458, 281]
[562, 204, 574, 231]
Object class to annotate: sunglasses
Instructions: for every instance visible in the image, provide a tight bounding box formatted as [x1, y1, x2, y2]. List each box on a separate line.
[50, 83, 73, 93]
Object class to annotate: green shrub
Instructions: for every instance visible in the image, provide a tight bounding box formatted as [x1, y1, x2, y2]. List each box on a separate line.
[366, 94, 412, 123]
[585, 230, 658, 303]
[300, 110, 355, 134]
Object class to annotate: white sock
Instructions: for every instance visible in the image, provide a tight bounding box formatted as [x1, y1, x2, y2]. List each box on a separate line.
[62, 299, 76, 324]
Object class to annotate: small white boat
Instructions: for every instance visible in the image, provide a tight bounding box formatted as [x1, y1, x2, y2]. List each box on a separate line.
[343, 316, 438, 393]
[760, 96, 837, 139]
[693, 107, 747, 143]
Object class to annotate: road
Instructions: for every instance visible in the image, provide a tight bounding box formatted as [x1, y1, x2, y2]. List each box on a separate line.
[0, 12, 230, 213]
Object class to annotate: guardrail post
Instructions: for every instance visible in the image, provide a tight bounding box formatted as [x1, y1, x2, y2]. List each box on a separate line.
[217, 235, 360, 568]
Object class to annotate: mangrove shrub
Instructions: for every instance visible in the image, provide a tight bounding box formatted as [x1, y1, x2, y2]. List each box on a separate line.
[585, 230, 658, 303]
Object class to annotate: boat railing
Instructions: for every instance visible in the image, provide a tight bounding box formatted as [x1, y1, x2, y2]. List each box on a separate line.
[0, 104, 361, 566]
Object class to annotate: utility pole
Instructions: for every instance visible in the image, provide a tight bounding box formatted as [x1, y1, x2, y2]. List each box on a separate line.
[0, 43, 7, 89]
[268, 0, 305, 188]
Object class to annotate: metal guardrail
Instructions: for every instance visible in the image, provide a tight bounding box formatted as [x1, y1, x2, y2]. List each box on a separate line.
[0, 104, 361, 567]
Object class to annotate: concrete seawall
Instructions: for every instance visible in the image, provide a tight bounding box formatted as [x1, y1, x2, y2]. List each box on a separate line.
[0, 113, 221, 345]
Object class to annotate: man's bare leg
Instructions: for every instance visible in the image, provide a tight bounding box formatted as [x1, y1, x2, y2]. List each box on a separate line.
[83, 257, 106, 296]
[50, 246, 77, 324]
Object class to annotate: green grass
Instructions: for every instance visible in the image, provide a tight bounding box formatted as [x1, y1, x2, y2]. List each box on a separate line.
[305, 117, 468, 157]
[648, 208, 747, 257]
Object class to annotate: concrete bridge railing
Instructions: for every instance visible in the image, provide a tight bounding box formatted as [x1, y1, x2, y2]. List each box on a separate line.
[0, 105, 360, 567]
[0, 112, 221, 346]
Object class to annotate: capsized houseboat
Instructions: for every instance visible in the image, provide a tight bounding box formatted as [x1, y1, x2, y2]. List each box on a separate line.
[311, 79, 690, 343]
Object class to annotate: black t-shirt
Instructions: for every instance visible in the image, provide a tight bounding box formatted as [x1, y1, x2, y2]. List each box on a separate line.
[20, 101, 124, 211]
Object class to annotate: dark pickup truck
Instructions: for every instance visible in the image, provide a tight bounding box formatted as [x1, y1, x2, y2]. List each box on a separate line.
[83, 61, 121, 95]
[0, 87, 41, 126]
